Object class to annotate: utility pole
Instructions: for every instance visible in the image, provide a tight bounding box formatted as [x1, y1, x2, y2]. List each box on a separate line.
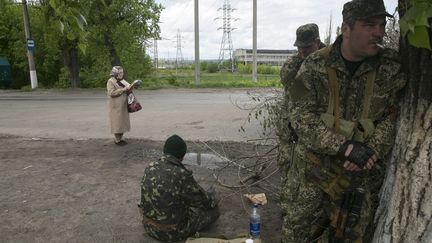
[153, 39, 158, 70]
[252, 0, 257, 82]
[216, 0, 237, 72]
[22, 0, 38, 89]
[194, 0, 200, 85]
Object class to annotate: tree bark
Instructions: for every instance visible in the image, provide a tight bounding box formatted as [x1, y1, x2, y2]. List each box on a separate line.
[62, 43, 80, 88]
[104, 32, 121, 67]
[372, 1, 432, 241]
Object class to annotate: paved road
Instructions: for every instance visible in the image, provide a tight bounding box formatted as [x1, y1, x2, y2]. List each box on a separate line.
[0, 89, 265, 142]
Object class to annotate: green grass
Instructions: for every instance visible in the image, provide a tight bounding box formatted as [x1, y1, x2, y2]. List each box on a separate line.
[140, 69, 282, 89]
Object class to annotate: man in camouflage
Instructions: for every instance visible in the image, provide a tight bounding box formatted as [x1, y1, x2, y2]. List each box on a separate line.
[140, 134, 219, 242]
[280, 23, 325, 93]
[277, 23, 325, 232]
[281, 0, 406, 242]
[277, 23, 325, 146]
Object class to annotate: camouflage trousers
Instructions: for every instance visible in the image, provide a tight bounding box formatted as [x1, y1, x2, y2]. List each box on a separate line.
[143, 206, 220, 243]
[278, 142, 378, 243]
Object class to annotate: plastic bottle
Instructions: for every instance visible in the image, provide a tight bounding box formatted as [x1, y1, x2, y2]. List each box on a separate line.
[249, 203, 261, 239]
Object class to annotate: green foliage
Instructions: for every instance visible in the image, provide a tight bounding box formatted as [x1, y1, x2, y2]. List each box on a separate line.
[400, 0, 432, 49]
[54, 67, 71, 88]
[145, 69, 281, 89]
[47, 0, 88, 54]
[236, 63, 280, 75]
[0, 2, 29, 88]
[200, 61, 208, 71]
[237, 63, 252, 74]
[0, 0, 161, 89]
[206, 63, 219, 73]
[167, 74, 180, 86]
[257, 65, 280, 75]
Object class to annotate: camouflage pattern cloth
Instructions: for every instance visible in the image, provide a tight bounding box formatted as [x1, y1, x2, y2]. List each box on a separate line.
[278, 24, 324, 235]
[342, 0, 392, 22]
[281, 35, 406, 243]
[280, 55, 305, 93]
[277, 54, 303, 187]
[294, 23, 320, 47]
[278, 27, 326, 234]
[140, 155, 219, 242]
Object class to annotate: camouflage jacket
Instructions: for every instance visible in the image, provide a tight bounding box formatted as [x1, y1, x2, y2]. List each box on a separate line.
[289, 36, 406, 159]
[140, 155, 217, 225]
[280, 55, 304, 93]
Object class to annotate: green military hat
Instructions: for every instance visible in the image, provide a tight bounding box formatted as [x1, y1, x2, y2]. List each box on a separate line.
[343, 0, 392, 22]
[163, 134, 187, 159]
[294, 23, 320, 48]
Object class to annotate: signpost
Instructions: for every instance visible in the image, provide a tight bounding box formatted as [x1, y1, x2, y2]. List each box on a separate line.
[27, 38, 35, 52]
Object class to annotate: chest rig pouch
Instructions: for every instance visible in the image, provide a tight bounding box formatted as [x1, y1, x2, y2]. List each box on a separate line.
[318, 47, 376, 142]
[305, 47, 377, 199]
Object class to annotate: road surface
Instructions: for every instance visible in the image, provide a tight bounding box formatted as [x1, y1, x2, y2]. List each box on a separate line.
[0, 88, 265, 142]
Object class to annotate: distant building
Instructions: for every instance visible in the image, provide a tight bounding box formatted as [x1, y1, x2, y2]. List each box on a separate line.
[234, 49, 297, 67]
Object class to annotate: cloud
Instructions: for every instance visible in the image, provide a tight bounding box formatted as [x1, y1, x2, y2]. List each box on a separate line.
[154, 0, 398, 60]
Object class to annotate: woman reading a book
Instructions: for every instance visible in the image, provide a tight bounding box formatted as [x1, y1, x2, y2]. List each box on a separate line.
[106, 66, 132, 146]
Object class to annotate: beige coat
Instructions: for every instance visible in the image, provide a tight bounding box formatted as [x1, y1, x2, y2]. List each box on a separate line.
[107, 77, 130, 134]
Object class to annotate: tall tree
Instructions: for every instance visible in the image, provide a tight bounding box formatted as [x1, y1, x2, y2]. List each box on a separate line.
[86, 0, 162, 67]
[39, 0, 88, 88]
[372, 0, 432, 242]
[0, 1, 28, 88]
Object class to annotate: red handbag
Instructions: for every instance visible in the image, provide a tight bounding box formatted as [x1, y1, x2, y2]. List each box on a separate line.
[127, 92, 142, 113]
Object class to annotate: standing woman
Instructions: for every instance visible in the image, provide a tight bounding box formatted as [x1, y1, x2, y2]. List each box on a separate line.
[107, 66, 130, 145]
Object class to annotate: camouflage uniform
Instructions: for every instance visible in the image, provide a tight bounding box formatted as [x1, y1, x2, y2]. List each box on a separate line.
[281, 1, 406, 240]
[284, 26, 405, 242]
[278, 24, 325, 236]
[280, 55, 305, 93]
[280, 23, 322, 92]
[140, 155, 219, 242]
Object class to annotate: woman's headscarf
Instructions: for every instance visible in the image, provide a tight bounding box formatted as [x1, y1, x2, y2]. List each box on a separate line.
[110, 66, 123, 78]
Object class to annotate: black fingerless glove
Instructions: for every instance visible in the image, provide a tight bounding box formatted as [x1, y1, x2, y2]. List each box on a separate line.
[338, 140, 375, 168]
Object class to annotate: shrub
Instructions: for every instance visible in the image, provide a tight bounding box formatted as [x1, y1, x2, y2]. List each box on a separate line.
[206, 63, 219, 73]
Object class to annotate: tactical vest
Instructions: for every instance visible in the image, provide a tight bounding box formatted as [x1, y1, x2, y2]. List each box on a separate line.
[302, 46, 377, 199]
[318, 46, 376, 142]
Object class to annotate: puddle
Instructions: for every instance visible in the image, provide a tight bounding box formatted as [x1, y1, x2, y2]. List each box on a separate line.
[182, 153, 230, 169]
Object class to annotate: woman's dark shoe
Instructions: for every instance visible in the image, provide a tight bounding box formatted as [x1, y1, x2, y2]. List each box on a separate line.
[115, 140, 127, 146]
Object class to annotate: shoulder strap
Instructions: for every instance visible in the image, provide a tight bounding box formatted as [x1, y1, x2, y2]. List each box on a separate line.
[318, 46, 342, 132]
[319, 46, 377, 132]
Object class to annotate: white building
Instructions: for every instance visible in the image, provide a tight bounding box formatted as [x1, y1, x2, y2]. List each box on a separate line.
[233, 49, 297, 67]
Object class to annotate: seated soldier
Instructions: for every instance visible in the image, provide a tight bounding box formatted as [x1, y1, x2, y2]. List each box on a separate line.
[139, 134, 219, 242]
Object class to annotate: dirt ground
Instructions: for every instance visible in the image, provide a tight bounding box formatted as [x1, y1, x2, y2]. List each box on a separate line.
[0, 134, 282, 243]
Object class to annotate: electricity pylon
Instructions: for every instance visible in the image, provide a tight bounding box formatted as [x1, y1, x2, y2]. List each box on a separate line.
[215, 0, 237, 72]
[175, 29, 184, 69]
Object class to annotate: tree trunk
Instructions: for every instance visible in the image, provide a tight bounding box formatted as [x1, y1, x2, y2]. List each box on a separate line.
[372, 1, 432, 242]
[104, 32, 121, 67]
[62, 43, 80, 88]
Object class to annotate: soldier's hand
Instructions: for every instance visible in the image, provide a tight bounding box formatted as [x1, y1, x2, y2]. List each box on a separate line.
[338, 141, 377, 170]
[343, 161, 362, 171]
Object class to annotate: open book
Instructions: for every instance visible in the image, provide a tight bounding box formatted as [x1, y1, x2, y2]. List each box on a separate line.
[128, 79, 142, 89]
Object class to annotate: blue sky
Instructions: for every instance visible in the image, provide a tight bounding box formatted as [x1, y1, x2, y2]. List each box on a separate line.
[153, 0, 398, 60]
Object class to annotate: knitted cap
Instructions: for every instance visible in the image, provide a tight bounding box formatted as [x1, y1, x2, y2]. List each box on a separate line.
[163, 134, 187, 159]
